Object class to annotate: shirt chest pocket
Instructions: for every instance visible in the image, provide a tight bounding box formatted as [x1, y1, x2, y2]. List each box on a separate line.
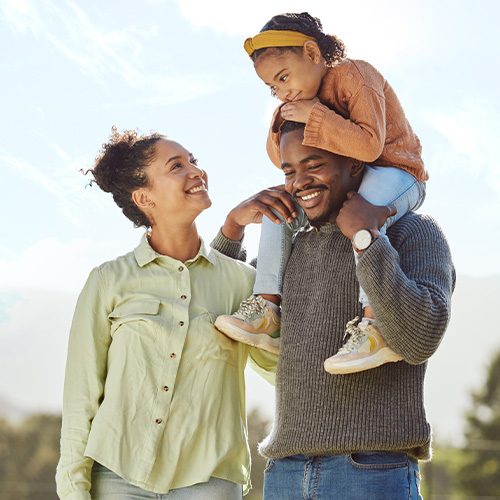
[108, 299, 162, 338]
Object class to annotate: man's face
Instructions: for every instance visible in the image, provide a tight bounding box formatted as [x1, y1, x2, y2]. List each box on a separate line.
[280, 128, 361, 226]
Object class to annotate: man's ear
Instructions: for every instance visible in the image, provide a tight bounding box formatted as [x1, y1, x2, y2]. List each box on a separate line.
[351, 159, 365, 177]
[132, 188, 153, 210]
[303, 40, 322, 64]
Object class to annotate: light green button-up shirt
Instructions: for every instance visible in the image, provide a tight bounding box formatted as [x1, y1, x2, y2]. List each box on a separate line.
[56, 235, 277, 500]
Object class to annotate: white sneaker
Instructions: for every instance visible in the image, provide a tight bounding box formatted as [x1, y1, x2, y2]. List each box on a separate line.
[324, 317, 402, 374]
[214, 295, 281, 354]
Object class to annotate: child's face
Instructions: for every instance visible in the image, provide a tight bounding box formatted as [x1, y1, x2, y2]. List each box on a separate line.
[254, 47, 325, 102]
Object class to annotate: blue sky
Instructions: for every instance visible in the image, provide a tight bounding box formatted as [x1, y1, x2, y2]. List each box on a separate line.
[0, 0, 499, 441]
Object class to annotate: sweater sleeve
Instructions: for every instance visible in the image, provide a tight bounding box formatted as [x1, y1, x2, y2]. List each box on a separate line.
[266, 106, 284, 168]
[356, 215, 455, 364]
[210, 228, 247, 262]
[303, 85, 386, 163]
[56, 268, 112, 500]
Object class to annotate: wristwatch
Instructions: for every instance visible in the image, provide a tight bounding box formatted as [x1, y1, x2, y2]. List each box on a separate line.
[352, 228, 379, 253]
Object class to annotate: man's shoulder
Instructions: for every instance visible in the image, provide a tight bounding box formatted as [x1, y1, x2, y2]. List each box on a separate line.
[387, 212, 449, 246]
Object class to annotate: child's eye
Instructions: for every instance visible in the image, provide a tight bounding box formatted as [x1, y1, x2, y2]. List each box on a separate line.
[191, 157, 199, 166]
[279, 74, 288, 83]
[270, 86, 277, 98]
[172, 162, 183, 170]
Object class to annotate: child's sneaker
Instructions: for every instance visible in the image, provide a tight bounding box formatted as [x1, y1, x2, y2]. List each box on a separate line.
[324, 317, 403, 374]
[214, 295, 280, 354]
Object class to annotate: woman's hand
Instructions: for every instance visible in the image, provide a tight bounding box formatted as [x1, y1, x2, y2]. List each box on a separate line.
[280, 98, 319, 124]
[222, 186, 297, 241]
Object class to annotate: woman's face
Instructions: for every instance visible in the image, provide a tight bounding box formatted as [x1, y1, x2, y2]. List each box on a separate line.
[139, 139, 211, 225]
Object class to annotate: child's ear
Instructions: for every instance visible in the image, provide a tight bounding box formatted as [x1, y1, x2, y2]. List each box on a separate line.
[303, 41, 322, 64]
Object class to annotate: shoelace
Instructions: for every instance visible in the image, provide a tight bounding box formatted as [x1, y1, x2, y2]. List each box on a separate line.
[235, 295, 266, 320]
[337, 316, 367, 355]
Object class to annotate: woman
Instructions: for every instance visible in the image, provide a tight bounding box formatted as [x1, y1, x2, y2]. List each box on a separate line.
[55, 129, 282, 499]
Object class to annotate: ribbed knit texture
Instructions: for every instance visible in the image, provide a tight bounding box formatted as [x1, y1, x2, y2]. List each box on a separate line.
[256, 213, 455, 460]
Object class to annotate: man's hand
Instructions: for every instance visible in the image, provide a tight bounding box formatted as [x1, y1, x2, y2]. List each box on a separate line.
[222, 186, 297, 241]
[336, 192, 397, 241]
[280, 98, 319, 124]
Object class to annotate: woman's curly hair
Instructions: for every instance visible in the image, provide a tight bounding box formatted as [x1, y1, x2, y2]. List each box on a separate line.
[90, 127, 164, 228]
[251, 12, 346, 67]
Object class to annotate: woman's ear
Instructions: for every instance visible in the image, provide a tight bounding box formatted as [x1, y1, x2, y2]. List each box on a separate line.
[303, 40, 322, 64]
[132, 188, 154, 210]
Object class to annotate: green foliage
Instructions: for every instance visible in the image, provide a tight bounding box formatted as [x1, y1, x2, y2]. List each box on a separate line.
[0, 410, 271, 500]
[0, 414, 61, 499]
[457, 349, 500, 496]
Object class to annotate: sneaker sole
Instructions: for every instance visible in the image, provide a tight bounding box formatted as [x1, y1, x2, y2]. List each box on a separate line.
[323, 348, 403, 375]
[214, 318, 280, 355]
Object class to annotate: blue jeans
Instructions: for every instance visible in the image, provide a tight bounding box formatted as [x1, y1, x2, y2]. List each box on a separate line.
[263, 453, 422, 499]
[90, 462, 242, 499]
[253, 166, 426, 308]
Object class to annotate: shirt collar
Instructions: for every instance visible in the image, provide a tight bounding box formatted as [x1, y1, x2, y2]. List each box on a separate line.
[134, 233, 217, 267]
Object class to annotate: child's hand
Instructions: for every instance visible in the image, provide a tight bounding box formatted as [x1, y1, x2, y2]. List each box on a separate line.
[280, 98, 319, 124]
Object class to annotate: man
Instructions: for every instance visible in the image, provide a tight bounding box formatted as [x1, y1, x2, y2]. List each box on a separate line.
[212, 121, 455, 499]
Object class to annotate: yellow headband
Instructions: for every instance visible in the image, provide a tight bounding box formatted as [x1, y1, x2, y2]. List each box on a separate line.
[244, 30, 316, 57]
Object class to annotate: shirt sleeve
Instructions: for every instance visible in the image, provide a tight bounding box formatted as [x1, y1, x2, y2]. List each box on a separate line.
[56, 267, 112, 500]
[247, 348, 277, 385]
[356, 216, 456, 364]
[303, 84, 386, 163]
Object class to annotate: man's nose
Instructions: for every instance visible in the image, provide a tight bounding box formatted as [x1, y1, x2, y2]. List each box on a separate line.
[294, 170, 313, 191]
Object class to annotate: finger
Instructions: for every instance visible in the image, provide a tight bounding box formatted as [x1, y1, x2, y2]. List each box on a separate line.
[386, 204, 397, 217]
[255, 195, 294, 222]
[262, 190, 298, 219]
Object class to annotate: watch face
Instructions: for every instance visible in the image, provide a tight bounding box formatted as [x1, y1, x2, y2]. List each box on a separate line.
[353, 229, 372, 250]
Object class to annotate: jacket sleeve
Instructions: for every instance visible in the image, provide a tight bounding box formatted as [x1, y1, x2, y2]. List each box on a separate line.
[303, 84, 386, 163]
[356, 216, 455, 364]
[56, 268, 112, 500]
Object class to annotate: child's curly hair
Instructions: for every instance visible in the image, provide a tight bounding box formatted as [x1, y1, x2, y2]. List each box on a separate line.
[90, 127, 164, 227]
[251, 12, 346, 67]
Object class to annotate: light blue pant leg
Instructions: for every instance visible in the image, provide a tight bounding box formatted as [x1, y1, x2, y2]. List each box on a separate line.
[253, 204, 308, 296]
[356, 166, 426, 309]
[90, 463, 243, 499]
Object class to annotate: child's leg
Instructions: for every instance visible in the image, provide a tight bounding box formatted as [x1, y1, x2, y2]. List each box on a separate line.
[324, 166, 425, 374]
[357, 166, 426, 314]
[214, 203, 307, 354]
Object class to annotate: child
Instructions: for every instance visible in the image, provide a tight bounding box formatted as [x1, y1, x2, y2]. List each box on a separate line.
[214, 12, 427, 374]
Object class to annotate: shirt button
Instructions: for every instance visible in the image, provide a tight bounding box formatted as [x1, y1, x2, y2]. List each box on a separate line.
[170, 353, 176, 359]
[155, 418, 163, 424]
[180, 294, 187, 300]
[163, 386, 169, 392]
[178, 321, 185, 327]
[178, 266, 184, 272]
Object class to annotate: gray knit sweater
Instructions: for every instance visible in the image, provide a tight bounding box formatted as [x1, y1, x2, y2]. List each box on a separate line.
[212, 213, 455, 460]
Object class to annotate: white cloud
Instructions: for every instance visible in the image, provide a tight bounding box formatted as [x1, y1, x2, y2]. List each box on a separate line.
[0, 238, 120, 292]
[175, 0, 425, 65]
[0, 0, 222, 103]
[426, 101, 500, 191]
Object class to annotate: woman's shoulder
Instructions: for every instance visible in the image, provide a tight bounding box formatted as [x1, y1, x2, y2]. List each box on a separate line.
[209, 248, 256, 277]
